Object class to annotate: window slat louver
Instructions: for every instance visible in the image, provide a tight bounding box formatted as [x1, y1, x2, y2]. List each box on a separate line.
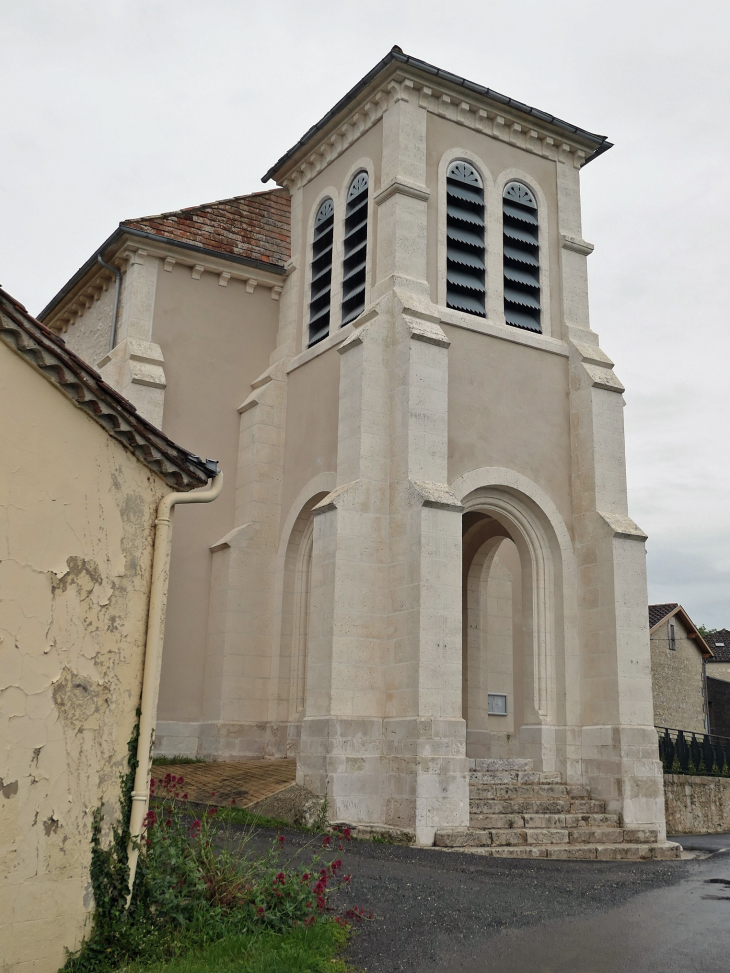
[446, 161, 485, 317]
[503, 243, 539, 267]
[309, 198, 334, 347]
[502, 182, 541, 333]
[504, 265, 540, 287]
[341, 171, 369, 326]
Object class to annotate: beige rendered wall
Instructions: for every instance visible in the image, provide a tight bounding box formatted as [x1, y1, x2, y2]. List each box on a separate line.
[280, 347, 340, 533]
[152, 263, 279, 723]
[0, 341, 168, 972]
[445, 325, 573, 534]
[650, 616, 707, 733]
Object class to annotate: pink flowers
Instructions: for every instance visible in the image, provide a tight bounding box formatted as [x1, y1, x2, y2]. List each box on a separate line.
[143, 810, 157, 827]
[277, 835, 286, 845]
[322, 835, 331, 847]
[345, 905, 372, 922]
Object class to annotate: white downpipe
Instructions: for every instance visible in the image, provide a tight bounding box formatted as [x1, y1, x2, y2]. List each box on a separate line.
[127, 472, 223, 894]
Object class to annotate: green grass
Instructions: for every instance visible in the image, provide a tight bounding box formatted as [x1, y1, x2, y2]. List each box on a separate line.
[152, 756, 206, 766]
[168, 801, 314, 835]
[120, 921, 354, 973]
[215, 805, 313, 833]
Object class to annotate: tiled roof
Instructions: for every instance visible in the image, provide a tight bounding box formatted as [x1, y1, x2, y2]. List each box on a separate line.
[0, 287, 215, 491]
[122, 189, 291, 268]
[706, 630, 730, 663]
[648, 604, 678, 629]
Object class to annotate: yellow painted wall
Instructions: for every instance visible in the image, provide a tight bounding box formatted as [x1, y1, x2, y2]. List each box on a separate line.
[0, 339, 168, 972]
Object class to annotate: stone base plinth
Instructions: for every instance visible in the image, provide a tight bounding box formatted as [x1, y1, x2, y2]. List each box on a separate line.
[298, 716, 469, 844]
[582, 724, 666, 839]
[154, 720, 302, 760]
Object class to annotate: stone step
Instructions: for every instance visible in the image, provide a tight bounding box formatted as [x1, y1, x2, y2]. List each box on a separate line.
[432, 839, 682, 861]
[438, 827, 660, 848]
[470, 799, 606, 816]
[469, 771, 563, 785]
[469, 812, 620, 830]
[468, 758, 534, 772]
[469, 783, 591, 799]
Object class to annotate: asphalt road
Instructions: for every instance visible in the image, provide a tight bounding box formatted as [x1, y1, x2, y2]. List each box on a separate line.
[232, 825, 730, 972]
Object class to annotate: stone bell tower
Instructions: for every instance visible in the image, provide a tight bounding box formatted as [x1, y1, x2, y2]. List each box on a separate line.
[203, 49, 666, 847]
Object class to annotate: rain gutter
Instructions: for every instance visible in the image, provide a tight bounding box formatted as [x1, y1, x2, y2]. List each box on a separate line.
[127, 467, 223, 897]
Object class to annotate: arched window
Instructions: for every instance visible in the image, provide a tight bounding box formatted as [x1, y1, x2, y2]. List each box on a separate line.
[446, 161, 486, 317]
[308, 198, 334, 347]
[341, 171, 369, 326]
[502, 182, 541, 333]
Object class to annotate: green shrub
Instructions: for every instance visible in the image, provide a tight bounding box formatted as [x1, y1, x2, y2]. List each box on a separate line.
[62, 739, 359, 972]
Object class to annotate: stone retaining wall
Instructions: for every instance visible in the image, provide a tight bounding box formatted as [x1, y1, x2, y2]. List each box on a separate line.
[664, 774, 730, 834]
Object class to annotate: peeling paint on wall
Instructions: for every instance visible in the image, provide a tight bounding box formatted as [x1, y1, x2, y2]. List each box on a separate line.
[0, 339, 170, 972]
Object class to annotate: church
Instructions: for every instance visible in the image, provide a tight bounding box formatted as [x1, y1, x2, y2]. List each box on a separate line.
[39, 48, 673, 853]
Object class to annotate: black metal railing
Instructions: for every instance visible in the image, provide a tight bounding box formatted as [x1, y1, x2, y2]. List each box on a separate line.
[656, 727, 730, 777]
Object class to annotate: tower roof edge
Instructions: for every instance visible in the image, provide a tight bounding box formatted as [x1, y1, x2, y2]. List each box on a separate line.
[262, 48, 612, 185]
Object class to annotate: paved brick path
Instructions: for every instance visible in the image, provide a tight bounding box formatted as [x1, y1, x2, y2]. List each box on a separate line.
[152, 759, 296, 808]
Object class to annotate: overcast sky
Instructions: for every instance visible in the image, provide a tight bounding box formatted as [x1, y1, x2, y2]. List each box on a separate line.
[3, 1, 728, 626]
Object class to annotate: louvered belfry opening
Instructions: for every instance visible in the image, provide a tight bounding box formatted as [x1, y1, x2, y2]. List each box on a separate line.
[446, 161, 486, 317]
[308, 198, 334, 347]
[502, 182, 541, 333]
[341, 171, 369, 326]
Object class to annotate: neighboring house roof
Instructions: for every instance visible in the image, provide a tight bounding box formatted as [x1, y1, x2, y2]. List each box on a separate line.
[706, 630, 730, 663]
[0, 287, 217, 491]
[649, 604, 679, 629]
[121, 188, 291, 268]
[262, 46, 612, 184]
[648, 603, 713, 658]
[37, 188, 290, 324]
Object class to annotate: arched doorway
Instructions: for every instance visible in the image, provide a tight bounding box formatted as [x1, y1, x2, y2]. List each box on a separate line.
[453, 472, 577, 774]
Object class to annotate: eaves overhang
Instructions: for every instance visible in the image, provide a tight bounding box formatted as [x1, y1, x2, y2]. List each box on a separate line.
[37, 226, 286, 325]
[0, 286, 217, 491]
[262, 47, 612, 185]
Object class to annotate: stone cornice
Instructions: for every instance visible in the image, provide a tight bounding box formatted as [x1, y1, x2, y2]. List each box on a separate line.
[47, 232, 285, 334]
[561, 234, 595, 256]
[598, 511, 647, 541]
[275, 65, 598, 193]
[374, 178, 430, 206]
